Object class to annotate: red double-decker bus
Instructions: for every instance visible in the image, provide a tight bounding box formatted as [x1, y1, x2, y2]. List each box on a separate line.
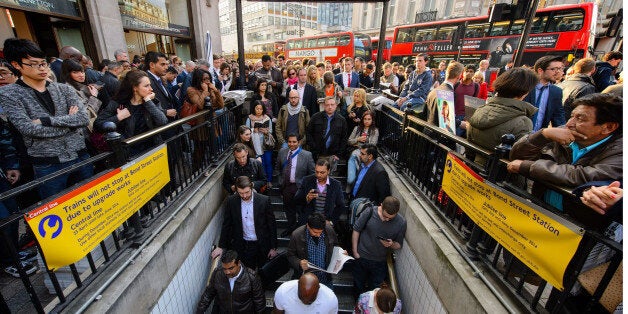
[390, 3, 597, 68]
[285, 31, 372, 64]
[372, 37, 392, 62]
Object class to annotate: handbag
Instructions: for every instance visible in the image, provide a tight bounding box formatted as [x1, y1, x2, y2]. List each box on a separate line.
[263, 133, 275, 150]
[578, 260, 622, 312]
[180, 98, 199, 125]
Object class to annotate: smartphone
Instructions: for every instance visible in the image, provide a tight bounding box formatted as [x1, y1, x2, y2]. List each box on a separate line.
[377, 235, 388, 241]
[309, 189, 317, 194]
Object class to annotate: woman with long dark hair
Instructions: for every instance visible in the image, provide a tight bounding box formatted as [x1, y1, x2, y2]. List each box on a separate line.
[186, 68, 223, 166]
[346, 111, 379, 188]
[235, 125, 258, 161]
[94, 70, 168, 157]
[246, 100, 274, 187]
[61, 59, 102, 133]
[251, 78, 278, 121]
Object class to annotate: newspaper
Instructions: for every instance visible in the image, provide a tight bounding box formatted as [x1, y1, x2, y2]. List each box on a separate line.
[343, 87, 357, 108]
[307, 246, 354, 274]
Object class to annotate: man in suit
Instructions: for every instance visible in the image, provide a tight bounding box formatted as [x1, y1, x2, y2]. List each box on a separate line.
[223, 143, 267, 194]
[523, 55, 566, 131]
[335, 57, 360, 90]
[100, 61, 123, 101]
[144, 51, 178, 118]
[351, 144, 390, 205]
[306, 96, 347, 162]
[277, 134, 315, 237]
[424, 61, 464, 126]
[294, 159, 345, 226]
[286, 67, 319, 115]
[212, 176, 278, 270]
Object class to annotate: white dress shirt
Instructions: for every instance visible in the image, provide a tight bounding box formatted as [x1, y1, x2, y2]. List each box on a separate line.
[241, 194, 257, 241]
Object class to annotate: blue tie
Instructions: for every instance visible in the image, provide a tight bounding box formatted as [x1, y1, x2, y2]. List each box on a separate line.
[532, 86, 548, 131]
[325, 116, 332, 149]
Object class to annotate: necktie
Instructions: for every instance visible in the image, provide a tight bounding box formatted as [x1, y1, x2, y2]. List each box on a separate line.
[284, 151, 293, 182]
[532, 86, 548, 131]
[325, 117, 332, 149]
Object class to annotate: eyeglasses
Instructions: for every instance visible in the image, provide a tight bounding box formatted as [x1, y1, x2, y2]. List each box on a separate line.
[289, 72, 296, 76]
[0, 72, 14, 79]
[547, 67, 565, 72]
[22, 61, 48, 69]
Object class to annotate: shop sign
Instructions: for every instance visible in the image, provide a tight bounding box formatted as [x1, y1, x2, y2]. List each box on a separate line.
[0, 0, 80, 18]
[119, 0, 190, 37]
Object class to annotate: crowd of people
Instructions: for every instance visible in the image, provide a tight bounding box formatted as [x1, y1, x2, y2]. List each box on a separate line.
[0, 33, 622, 311]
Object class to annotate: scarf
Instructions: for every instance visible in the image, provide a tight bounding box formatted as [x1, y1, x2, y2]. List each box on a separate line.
[286, 103, 302, 116]
[286, 77, 298, 86]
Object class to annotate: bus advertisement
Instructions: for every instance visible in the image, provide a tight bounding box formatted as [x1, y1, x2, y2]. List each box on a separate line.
[390, 3, 596, 68]
[285, 31, 372, 63]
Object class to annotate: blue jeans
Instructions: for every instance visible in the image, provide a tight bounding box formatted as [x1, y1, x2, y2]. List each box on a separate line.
[347, 152, 359, 186]
[353, 257, 387, 297]
[399, 97, 424, 112]
[455, 115, 466, 138]
[261, 150, 273, 183]
[33, 151, 94, 200]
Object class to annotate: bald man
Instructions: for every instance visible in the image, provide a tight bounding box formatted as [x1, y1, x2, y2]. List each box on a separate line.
[50, 46, 83, 81]
[273, 273, 338, 313]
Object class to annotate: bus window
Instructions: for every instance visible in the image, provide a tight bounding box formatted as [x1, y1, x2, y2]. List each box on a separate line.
[317, 37, 328, 47]
[415, 28, 436, 42]
[294, 40, 303, 49]
[338, 35, 351, 46]
[437, 26, 457, 41]
[385, 40, 392, 49]
[465, 22, 489, 38]
[547, 9, 584, 32]
[530, 15, 548, 33]
[306, 38, 317, 48]
[489, 21, 510, 36]
[510, 20, 525, 35]
[395, 27, 415, 43]
[327, 36, 338, 46]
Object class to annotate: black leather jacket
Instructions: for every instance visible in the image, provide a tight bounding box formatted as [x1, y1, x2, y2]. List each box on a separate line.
[196, 266, 265, 314]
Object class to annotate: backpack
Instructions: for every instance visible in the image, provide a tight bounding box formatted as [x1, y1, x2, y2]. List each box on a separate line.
[349, 197, 376, 226]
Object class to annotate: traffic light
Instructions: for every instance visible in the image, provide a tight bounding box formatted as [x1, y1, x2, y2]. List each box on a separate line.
[604, 9, 623, 37]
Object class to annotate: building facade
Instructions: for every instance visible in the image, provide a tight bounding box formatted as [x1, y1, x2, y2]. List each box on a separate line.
[0, 0, 221, 66]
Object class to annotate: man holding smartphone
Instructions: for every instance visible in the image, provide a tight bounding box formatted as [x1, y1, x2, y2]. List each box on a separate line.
[352, 196, 407, 298]
[294, 158, 344, 226]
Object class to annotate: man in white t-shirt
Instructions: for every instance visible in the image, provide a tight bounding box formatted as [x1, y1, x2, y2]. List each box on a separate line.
[273, 273, 338, 313]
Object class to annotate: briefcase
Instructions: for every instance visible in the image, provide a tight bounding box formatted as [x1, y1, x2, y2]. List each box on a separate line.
[259, 251, 290, 289]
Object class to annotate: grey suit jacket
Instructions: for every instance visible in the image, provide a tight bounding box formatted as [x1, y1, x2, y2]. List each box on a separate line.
[276, 147, 315, 188]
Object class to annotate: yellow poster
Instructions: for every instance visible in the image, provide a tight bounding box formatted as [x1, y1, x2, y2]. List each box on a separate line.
[441, 153, 583, 290]
[25, 145, 170, 270]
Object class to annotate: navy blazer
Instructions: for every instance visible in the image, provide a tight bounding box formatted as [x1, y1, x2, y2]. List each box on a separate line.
[286, 83, 319, 115]
[334, 72, 360, 89]
[294, 175, 345, 224]
[523, 84, 566, 129]
[219, 192, 278, 253]
[147, 71, 178, 114]
[352, 160, 391, 205]
[276, 147, 315, 188]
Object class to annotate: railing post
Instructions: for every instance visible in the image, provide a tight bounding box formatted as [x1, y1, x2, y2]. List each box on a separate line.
[397, 108, 411, 171]
[465, 134, 516, 259]
[205, 97, 218, 164]
[104, 122, 144, 242]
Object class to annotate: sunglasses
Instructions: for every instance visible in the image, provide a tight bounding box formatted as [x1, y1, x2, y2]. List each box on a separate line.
[289, 72, 296, 76]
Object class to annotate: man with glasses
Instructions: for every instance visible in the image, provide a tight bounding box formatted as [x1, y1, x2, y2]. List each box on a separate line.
[0, 38, 92, 199]
[524, 55, 566, 131]
[286, 67, 318, 115]
[276, 90, 310, 148]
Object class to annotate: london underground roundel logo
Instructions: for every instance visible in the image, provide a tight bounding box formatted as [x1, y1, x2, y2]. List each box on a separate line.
[38, 215, 63, 239]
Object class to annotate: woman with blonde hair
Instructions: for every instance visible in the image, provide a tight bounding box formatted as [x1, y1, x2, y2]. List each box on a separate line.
[347, 88, 371, 131]
[306, 64, 323, 94]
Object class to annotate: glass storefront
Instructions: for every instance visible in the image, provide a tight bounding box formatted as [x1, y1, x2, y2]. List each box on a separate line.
[119, 0, 192, 59]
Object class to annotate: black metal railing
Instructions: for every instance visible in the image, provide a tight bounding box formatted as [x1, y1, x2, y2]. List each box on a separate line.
[376, 103, 622, 313]
[0, 98, 241, 313]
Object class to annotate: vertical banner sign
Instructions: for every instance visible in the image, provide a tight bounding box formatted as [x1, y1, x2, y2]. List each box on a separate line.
[441, 153, 584, 290]
[25, 145, 170, 270]
[206, 32, 213, 70]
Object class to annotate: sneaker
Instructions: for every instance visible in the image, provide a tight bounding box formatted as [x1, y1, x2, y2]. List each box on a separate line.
[18, 250, 37, 263]
[5, 261, 38, 278]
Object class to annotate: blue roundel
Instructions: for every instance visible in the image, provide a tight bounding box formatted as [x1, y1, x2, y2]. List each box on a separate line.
[39, 215, 63, 239]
